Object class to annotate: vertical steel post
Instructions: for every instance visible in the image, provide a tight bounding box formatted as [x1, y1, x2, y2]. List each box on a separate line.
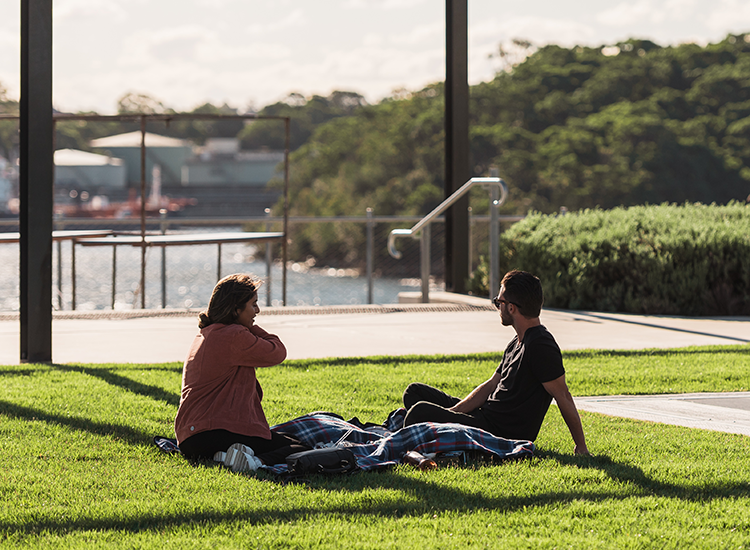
[160, 209, 167, 308]
[467, 206, 473, 280]
[489, 185, 500, 299]
[20, 0, 54, 362]
[111, 245, 117, 309]
[217, 243, 222, 281]
[445, 0, 470, 294]
[56, 239, 62, 310]
[366, 207, 374, 304]
[265, 208, 272, 307]
[71, 239, 76, 310]
[139, 116, 147, 309]
[420, 224, 431, 303]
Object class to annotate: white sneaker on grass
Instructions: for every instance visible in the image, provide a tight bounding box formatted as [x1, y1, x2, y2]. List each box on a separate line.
[213, 451, 226, 463]
[224, 443, 263, 472]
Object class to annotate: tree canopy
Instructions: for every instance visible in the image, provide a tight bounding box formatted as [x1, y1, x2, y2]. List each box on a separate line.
[2, 33, 750, 221]
[280, 34, 750, 221]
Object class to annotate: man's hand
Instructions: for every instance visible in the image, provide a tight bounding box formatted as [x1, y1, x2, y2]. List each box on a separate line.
[542, 374, 590, 455]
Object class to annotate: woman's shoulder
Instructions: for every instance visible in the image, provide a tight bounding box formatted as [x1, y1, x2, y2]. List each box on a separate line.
[201, 323, 250, 339]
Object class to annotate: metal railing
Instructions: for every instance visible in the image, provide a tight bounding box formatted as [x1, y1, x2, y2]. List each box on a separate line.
[388, 176, 509, 303]
[0, 111, 292, 307]
[0, 210, 522, 311]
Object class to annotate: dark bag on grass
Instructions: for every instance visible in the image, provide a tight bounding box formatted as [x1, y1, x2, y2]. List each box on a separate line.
[286, 447, 358, 475]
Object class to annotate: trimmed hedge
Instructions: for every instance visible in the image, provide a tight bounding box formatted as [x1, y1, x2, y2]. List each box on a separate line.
[498, 202, 750, 316]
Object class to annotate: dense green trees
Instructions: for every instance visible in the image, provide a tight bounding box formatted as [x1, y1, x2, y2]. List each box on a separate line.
[276, 35, 750, 266]
[0, 84, 19, 161]
[276, 35, 750, 230]
[239, 91, 368, 151]
[469, 36, 750, 212]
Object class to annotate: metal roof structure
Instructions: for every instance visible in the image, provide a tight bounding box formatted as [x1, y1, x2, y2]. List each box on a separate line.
[90, 131, 189, 149]
[54, 148, 123, 166]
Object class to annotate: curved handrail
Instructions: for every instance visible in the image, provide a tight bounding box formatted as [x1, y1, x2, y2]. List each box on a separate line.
[388, 177, 507, 258]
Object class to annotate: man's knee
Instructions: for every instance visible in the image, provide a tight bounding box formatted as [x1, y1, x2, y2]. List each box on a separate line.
[403, 382, 430, 409]
[404, 400, 441, 426]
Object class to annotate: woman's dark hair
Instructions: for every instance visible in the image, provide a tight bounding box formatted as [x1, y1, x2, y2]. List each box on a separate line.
[198, 273, 261, 329]
[500, 270, 544, 318]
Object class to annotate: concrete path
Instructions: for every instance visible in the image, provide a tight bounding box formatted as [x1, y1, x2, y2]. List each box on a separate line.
[0, 298, 748, 437]
[1, 303, 748, 364]
[574, 392, 750, 437]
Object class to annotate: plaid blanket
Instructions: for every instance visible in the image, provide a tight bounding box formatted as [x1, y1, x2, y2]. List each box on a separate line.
[264, 409, 534, 474]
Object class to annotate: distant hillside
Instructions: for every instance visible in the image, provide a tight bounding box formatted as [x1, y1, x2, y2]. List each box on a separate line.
[280, 34, 750, 223]
[3, 34, 750, 222]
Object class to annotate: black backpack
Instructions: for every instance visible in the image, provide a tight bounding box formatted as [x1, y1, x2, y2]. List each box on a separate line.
[285, 447, 358, 476]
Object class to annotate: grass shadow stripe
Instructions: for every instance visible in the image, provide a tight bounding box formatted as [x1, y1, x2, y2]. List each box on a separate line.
[3, 473, 750, 538]
[51, 363, 180, 407]
[0, 400, 153, 447]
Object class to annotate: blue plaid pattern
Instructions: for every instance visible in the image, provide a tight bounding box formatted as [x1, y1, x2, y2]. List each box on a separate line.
[265, 409, 534, 474]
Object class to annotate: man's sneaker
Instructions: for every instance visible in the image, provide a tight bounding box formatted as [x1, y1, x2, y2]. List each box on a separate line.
[213, 451, 226, 463]
[224, 443, 262, 472]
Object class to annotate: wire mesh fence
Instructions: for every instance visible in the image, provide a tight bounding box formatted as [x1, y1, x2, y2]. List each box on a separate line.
[0, 113, 521, 313]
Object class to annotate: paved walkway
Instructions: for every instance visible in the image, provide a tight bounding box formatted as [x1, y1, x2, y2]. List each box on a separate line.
[575, 392, 750, 437]
[0, 296, 748, 437]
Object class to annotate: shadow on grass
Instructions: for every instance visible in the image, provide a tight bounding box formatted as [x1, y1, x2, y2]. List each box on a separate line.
[537, 449, 750, 499]
[3, 456, 750, 537]
[51, 363, 180, 407]
[0, 400, 152, 447]
[0, 364, 179, 448]
[0, 368, 44, 377]
[570, 312, 750, 345]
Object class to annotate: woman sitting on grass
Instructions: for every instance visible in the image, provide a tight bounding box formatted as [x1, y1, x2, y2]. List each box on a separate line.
[174, 273, 309, 471]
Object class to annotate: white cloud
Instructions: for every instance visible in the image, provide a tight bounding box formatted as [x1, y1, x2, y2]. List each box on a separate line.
[116, 24, 293, 69]
[54, 0, 128, 22]
[665, 0, 698, 11]
[706, 0, 750, 33]
[247, 8, 306, 35]
[343, 0, 430, 9]
[390, 21, 443, 46]
[472, 16, 597, 49]
[194, 0, 238, 7]
[596, 1, 663, 27]
[363, 33, 384, 47]
[595, 0, 696, 27]
[11, 0, 750, 114]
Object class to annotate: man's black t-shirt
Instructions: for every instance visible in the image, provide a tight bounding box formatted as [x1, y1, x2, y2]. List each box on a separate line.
[481, 325, 564, 441]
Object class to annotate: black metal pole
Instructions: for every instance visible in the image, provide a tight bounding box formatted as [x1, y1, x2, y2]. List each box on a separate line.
[19, 0, 54, 363]
[445, 0, 470, 294]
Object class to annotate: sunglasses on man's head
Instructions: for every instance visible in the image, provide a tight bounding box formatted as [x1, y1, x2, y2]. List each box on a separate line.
[492, 296, 519, 309]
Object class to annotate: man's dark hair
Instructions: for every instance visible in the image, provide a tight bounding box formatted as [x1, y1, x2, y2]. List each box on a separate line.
[500, 270, 543, 318]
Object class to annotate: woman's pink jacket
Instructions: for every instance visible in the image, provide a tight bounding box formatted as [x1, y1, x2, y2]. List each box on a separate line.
[174, 323, 287, 445]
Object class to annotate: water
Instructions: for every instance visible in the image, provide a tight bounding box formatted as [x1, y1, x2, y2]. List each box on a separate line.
[0, 239, 426, 312]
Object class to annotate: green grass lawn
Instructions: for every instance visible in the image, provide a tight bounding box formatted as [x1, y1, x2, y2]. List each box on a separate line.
[1, 345, 749, 548]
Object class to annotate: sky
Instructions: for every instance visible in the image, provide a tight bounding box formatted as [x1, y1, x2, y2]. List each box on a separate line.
[1, 0, 750, 114]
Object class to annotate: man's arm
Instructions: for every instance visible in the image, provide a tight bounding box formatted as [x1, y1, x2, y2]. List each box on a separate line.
[449, 372, 503, 413]
[542, 374, 590, 455]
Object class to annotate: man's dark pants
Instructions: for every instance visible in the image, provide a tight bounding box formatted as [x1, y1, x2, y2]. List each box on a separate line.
[403, 382, 498, 435]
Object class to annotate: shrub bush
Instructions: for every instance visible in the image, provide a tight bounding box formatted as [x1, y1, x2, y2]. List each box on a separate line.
[496, 202, 750, 315]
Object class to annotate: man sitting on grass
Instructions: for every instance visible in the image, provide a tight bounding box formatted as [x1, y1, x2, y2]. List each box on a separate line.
[403, 270, 590, 455]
